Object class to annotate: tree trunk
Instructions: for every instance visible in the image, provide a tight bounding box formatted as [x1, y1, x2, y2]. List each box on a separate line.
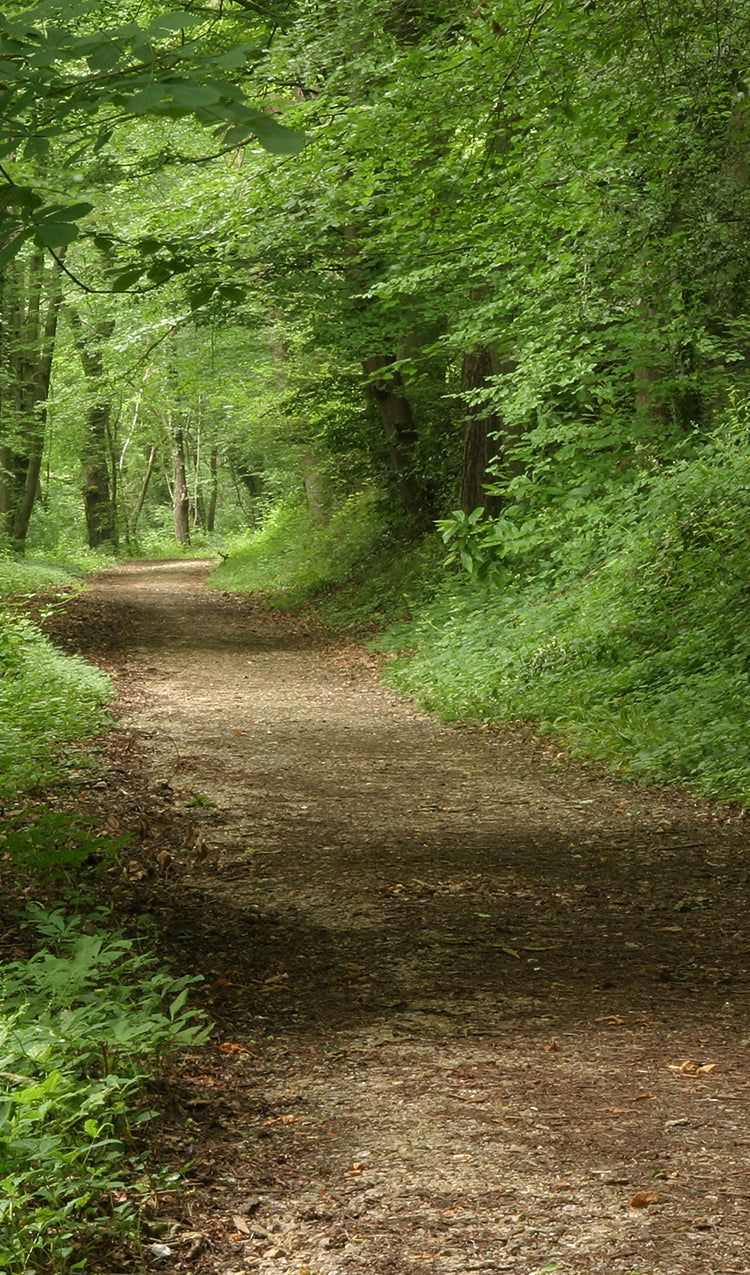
[173, 428, 190, 544]
[300, 451, 331, 524]
[459, 348, 505, 516]
[68, 310, 118, 549]
[0, 251, 65, 551]
[82, 402, 118, 548]
[131, 443, 158, 533]
[206, 446, 218, 532]
[363, 354, 428, 527]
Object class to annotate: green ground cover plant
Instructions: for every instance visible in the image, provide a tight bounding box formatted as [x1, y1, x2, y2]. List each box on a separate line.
[207, 489, 445, 629]
[0, 907, 209, 1274]
[0, 560, 112, 800]
[0, 561, 212, 1275]
[0, 615, 111, 801]
[210, 492, 407, 603]
[375, 420, 750, 802]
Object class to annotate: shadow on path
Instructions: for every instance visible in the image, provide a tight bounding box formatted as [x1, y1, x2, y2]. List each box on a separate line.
[54, 560, 750, 1275]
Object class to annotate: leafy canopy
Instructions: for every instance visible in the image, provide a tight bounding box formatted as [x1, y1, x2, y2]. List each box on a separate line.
[0, 0, 307, 264]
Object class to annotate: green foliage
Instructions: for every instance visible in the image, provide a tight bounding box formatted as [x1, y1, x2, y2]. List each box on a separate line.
[313, 532, 444, 632]
[437, 507, 540, 584]
[1, 810, 127, 880]
[0, 608, 111, 801]
[0, 907, 209, 1273]
[209, 489, 394, 599]
[0, 0, 306, 262]
[378, 414, 750, 802]
[0, 557, 87, 602]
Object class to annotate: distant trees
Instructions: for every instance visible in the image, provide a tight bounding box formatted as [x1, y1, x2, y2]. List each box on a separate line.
[5, 0, 750, 552]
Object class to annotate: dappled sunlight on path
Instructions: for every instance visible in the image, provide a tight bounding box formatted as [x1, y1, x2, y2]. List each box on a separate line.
[57, 560, 750, 1275]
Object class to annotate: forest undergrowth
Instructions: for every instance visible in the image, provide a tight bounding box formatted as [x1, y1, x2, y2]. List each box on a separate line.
[2, 403, 750, 1271]
[0, 561, 208, 1275]
[214, 416, 750, 806]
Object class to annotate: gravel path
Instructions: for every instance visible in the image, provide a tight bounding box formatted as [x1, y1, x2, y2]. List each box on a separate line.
[51, 559, 750, 1275]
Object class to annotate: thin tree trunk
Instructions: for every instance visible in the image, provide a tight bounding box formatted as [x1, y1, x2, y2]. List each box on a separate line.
[131, 443, 158, 533]
[173, 428, 190, 544]
[206, 445, 219, 532]
[363, 354, 427, 527]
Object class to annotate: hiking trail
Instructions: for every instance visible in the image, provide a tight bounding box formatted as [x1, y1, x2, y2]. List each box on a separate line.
[50, 559, 750, 1275]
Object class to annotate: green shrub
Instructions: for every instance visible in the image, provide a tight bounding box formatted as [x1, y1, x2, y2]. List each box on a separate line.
[0, 908, 209, 1274]
[0, 614, 112, 801]
[208, 489, 393, 599]
[379, 417, 750, 802]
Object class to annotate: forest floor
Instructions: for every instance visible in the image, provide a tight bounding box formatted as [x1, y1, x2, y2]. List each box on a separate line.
[43, 558, 750, 1275]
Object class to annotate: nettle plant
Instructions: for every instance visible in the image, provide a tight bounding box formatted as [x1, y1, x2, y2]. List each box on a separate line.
[436, 507, 541, 584]
[0, 908, 210, 1274]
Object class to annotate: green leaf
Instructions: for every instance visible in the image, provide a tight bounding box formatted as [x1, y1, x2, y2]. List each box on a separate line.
[148, 11, 204, 33]
[50, 202, 94, 222]
[110, 267, 145, 292]
[22, 135, 49, 161]
[33, 221, 80, 247]
[0, 184, 42, 210]
[128, 83, 167, 114]
[145, 262, 173, 285]
[86, 41, 123, 73]
[92, 126, 113, 153]
[215, 46, 257, 70]
[168, 81, 222, 108]
[130, 37, 155, 62]
[168, 987, 189, 1018]
[224, 116, 309, 155]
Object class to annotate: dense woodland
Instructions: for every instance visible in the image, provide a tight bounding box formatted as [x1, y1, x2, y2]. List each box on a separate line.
[3, 4, 750, 1268]
[4, 0, 750, 794]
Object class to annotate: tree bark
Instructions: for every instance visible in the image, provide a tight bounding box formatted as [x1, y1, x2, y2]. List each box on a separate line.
[300, 451, 330, 524]
[459, 347, 505, 516]
[0, 251, 65, 551]
[68, 310, 118, 549]
[131, 443, 158, 533]
[363, 354, 428, 527]
[206, 446, 218, 532]
[173, 428, 190, 544]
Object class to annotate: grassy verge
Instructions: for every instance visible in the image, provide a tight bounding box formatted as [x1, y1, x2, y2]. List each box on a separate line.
[376, 427, 750, 802]
[0, 903, 209, 1274]
[207, 492, 444, 627]
[0, 561, 211, 1274]
[0, 559, 112, 802]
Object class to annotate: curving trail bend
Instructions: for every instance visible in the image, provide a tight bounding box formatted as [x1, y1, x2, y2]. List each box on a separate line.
[56, 560, 750, 1275]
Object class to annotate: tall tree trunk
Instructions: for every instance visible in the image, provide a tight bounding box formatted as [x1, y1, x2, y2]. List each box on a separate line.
[68, 310, 118, 549]
[173, 428, 190, 544]
[460, 348, 504, 516]
[300, 451, 330, 524]
[206, 446, 218, 532]
[81, 402, 118, 548]
[131, 443, 158, 533]
[363, 354, 427, 527]
[0, 251, 65, 551]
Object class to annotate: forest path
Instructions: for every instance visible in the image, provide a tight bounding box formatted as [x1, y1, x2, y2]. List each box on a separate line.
[55, 559, 750, 1275]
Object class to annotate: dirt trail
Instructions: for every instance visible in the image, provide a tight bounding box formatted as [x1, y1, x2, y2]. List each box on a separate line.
[53, 560, 750, 1275]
